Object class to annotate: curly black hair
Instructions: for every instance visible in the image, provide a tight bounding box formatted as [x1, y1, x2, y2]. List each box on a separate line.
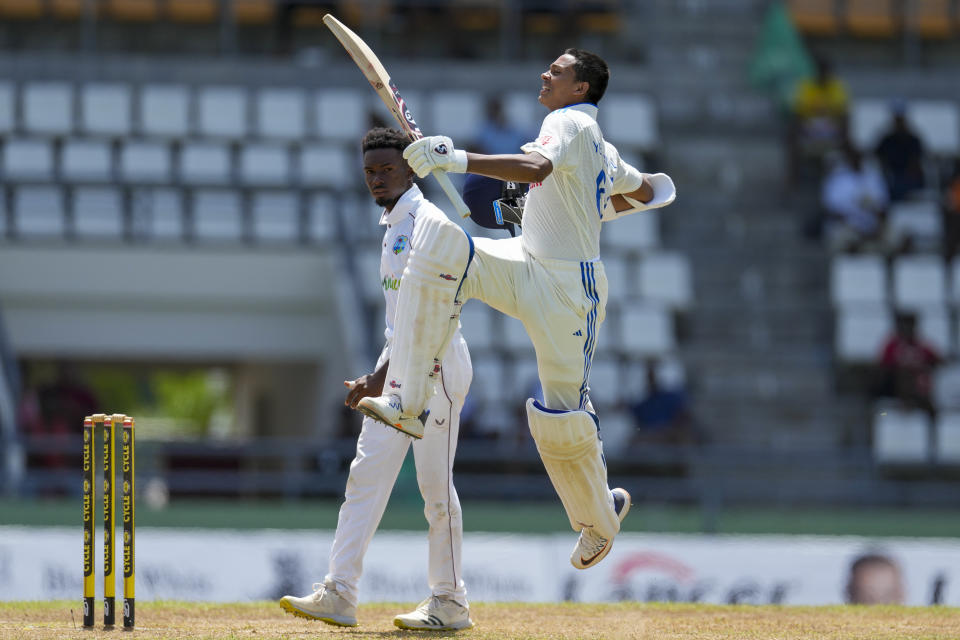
[361, 127, 410, 154]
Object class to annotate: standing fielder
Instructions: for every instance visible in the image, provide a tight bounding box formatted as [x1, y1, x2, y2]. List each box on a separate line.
[280, 128, 474, 631]
[358, 49, 676, 569]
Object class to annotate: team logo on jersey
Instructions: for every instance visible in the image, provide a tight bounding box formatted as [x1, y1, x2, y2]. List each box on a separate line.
[438, 273, 457, 281]
[389, 380, 401, 389]
[538, 135, 552, 146]
[392, 235, 409, 255]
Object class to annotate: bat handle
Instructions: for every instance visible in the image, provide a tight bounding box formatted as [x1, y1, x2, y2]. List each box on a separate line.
[432, 170, 472, 219]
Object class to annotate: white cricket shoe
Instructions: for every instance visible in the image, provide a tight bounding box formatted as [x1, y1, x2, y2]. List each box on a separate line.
[394, 595, 474, 631]
[356, 394, 426, 439]
[570, 488, 631, 570]
[279, 580, 358, 627]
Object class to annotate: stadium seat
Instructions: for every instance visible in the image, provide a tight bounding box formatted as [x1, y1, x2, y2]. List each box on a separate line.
[139, 85, 190, 138]
[503, 315, 533, 353]
[239, 143, 290, 186]
[198, 87, 249, 139]
[132, 187, 184, 240]
[50, 0, 84, 20]
[508, 355, 541, 403]
[0, 0, 44, 19]
[3, 138, 54, 181]
[933, 362, 960, 411]
[503, 90, 540, 137]
[586, 355, 621, 408]
[458, 303, 495, 352]
[255, 89, 306, 141]
[22, 82, 73, 136]
[602, 254, 635, 301]
[355, 247, 382, 303]
[620, 302, 675, 357]
[844, 0, 898, 37]
[105, 0, 159, 21]
[232, 0, 275, 24]
[299, 144, 353, 188]
[251, 191, 300, 243]
[849, 99, 889, 151]
[0, 186, 6, 237]
[192, 189, 243, 241]
[835, 304, 892, 363]
[120, 141, 172, 184]
[918, 306, 952, 356]
[892, 254, 947, 310]
[639, 252, 693, 310]
[431, 90, 484, 145]
[80, 83, 132, 136]
[0, 82, 14, 134]
[166, 0, 217, 23]
[180, 142, 232, 185]
[885, 200, 942, 250]
[599, 94, 659, 152]
[469, 352, 506, 406]
[595, 409, 634, 451]
[368, 89, 426, 138]
[851, 98, 960, 157]
[313, 89, 368, 142]
[873, 406, 930, 463]
[73, 187, 124, 238]
[786, 0, 840, 36]
[601, 210, 659, 252]
[306, 193, 337, 243]
[830, 254, 887, 307]
[905, 0, 952, 39]
[61, 140, 113, 182]
[13, 186, 66, 237]
[935, 412, 960, 463]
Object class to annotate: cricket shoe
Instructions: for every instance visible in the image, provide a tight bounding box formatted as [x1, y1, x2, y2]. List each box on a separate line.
[356, 394, 428, 439]
[278, 580, 358, 627]
[394, 595, 474, 631]
[570, 488, 632, 570]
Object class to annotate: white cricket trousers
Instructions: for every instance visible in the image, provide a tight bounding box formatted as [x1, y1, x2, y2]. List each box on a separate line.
[325, 336, 471, 606]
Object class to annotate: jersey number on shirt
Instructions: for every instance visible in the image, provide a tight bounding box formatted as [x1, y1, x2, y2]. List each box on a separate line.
[595, 169, 611, 219]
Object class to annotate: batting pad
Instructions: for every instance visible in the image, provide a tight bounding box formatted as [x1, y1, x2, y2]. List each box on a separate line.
[385, 215, 473, 417]
[526, 399, 619, 539]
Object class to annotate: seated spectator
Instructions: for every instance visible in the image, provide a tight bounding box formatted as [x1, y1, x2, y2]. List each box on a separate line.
[874, 103, 926, 202]
[629, 362, 699, 446]
[821, 142, 889, 252]
[788, 55, 850, 187]
[943, 159, 960, 259]
[877, 312, 941, 415]
[475, 96, 530, 156]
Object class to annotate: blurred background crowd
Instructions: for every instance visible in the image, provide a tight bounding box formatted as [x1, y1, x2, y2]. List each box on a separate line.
[1, 0, 960, 529]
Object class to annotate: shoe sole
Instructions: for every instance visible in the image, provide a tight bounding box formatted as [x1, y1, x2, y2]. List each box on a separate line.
[278, 598, 358, 627]
[356, 404, 424, 439]
[393, 617, 474, 631]
[572, 488, 632, 570]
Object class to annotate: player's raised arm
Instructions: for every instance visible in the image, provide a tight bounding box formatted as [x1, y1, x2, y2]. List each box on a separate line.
[402, 135, 554, 184]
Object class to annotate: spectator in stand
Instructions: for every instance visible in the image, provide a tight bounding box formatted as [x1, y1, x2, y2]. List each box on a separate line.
[878, 312, 941, 416]
[788, 54, 850, 187]
[629, 362, 698, 446]
[475, 96, 531, 156]
[942, 160, 960, 260]
[821, 141, 889, 252]
[875, 103, 926, 202]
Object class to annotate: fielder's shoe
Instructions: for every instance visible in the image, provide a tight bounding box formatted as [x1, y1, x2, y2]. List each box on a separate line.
[356, 394, 427, 439]
[570, 487, 632, 570]
[394, 595, 474, 631]
[279, 580, 358, 627]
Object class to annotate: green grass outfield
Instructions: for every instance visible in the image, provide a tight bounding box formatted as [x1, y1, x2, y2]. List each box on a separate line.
[2, 600, 959, 639]
[3, 497, 960, 537]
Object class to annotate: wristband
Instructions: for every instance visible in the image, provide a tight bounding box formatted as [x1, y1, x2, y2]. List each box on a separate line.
[450, 149, 468, 173]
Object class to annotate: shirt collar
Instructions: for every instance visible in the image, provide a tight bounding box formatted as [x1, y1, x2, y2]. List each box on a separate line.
[379, 184, 422, 226]
[554, 102, 598, 120]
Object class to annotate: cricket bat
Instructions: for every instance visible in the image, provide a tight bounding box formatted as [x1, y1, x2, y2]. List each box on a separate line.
[323, 14, 472, 219]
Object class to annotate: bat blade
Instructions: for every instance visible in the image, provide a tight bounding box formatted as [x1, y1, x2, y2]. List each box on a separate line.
[323, 14, 471, 219]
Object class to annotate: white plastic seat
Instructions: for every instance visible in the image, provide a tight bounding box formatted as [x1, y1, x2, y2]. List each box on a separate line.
[192, 189, 243, 241]
[22, 82, 73, 136]
[948, 256, 960, 305]
[835, 304, 893, 363]
[935, 412, 960, 463]
[458, 303, 494, 352]
[0, 82, 14, 134]
[180, 142, 231, 185]
[313, 89, 367, 142]
[300, 144, 352, 188]
[601, 210, 659, 252]
[886, 200, 942, 249]
[603, 254, 634, 301]
[468, 353, 506, 406]
[197, 87, 248, 139]
[120, 141, 171, 183]
[73, 187, 124, 237]
[598, 94, 658, 151]
[586, 355, 621, 408]
[139, 85, 190, 138]
[307, 193, 337, 243]
[850, 99, 891, 151]
[132, 187, 184, 240]
[502, 315, 533, 352]
[431, 90, 483, 144]
[892, 254, 947, 310]
[256, 88, 306, 140]
[355, 247, 382, 303]
[933, 362, 960, 411]
[61, 140, 112, 182]
[503, 91, 540, 137]
[0, 186, 6, 237]
[918, 306, 952, 356]
[239, 143, 289, 186]
[251, 191, 300, 242]
[508, 355, 541, 403]
[873, 406, 930, 463]
[620, 302, 674, 357]
[80, 83, 132, 136]
[3, 138, 54, 180]
[639, 252, 693, 310]
[830, 254, 887, 306]
[13, 186, 66, 236]
[852, 98, 960, 156]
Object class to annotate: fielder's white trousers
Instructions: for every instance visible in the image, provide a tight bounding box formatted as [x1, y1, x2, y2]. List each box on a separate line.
[325, 336, 471, 606]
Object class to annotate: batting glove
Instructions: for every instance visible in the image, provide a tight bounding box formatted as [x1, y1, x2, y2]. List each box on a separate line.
[403, 135, 468, 178]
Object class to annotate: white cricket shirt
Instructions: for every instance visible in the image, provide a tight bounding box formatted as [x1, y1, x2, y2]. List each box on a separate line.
[520, 103, 644, 261]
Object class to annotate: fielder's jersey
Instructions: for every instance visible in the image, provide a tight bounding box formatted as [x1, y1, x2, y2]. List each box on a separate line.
[520, 103, 643, 261]
[379, 184, 464, 351]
